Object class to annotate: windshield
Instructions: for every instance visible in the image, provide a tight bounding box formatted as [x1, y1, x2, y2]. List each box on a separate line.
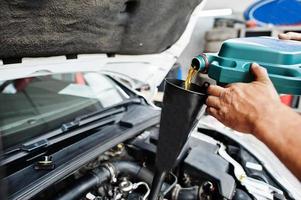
[0, 72, 130, 150]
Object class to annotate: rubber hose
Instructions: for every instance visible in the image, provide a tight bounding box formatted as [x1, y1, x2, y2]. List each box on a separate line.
[113, 161, 153, 185]
[56, 161, 153, 200]
[55, 167, 110, 200]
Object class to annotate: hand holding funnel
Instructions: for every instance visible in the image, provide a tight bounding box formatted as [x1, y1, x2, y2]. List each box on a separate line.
[149, 79, 208, 200]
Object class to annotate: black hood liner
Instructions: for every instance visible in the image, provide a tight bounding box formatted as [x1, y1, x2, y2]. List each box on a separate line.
[0, 0, 202, 59]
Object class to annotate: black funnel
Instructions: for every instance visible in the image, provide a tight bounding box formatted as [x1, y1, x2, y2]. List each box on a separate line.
[149, 79, 208, 200]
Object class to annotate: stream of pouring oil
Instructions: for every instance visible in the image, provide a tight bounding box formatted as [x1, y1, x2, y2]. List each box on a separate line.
[184, 66, 198, 90]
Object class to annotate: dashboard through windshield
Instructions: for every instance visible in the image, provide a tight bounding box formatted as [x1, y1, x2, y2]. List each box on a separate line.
[0, 72, 130, 150]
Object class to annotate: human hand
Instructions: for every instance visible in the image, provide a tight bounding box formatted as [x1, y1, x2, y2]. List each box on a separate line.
[205, 63, 281, 134]
[278, 32, 301, 41]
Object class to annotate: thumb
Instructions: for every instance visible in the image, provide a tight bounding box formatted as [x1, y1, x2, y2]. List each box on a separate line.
[278, 33, 291, 40]
[250, 63, 270, 83]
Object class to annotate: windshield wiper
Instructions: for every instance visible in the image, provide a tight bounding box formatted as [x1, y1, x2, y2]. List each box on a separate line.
[60, 106, 126, 132]
[24, 97, 143, 149]
[20, 107, 125, 153]
[60, 97, 143, 132]
[2, 97, 144, 165]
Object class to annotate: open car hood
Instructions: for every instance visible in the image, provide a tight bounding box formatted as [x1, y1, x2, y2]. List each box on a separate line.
[0, 0, 203, 58]
[0, 1, 205, 93]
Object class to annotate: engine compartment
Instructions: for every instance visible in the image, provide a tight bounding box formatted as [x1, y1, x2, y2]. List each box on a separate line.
[30, 126, 288, 200]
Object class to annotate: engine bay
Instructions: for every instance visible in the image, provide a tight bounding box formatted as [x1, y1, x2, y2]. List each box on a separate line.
[31, 126, 289, 200]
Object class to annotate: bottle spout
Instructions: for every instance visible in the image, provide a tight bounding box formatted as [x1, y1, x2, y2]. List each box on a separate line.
[191, 53, 209, 73]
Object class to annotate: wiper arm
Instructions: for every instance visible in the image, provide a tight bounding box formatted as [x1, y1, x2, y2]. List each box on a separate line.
[20, 106, 127, 152]
[60, 106, 126, 132]
[60, 97, 143, 132]
[2, 97, 144, 164]
[26, 97, 143, 147]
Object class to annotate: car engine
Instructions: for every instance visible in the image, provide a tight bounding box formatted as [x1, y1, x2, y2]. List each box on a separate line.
[31, 127, 288, 200]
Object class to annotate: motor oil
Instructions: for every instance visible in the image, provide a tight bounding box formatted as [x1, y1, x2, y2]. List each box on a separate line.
[190, 37, 301, 94]
[185, 54, 208, 90]
[184, 66, 198, 90]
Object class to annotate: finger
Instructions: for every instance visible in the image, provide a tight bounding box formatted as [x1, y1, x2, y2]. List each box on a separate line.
[250, 63, 271, 83]
[206, 106, 219, 118]
[225, 83, 235, 88]
[278, 33, 291, 40]
[206, 106, 224, 123]
[206, 96, 221, 109]
[279, 32, 301, 41]
[207, 85, 225, 97]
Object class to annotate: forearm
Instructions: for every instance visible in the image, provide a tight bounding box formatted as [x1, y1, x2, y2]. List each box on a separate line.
[254, 104, 301, 179]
